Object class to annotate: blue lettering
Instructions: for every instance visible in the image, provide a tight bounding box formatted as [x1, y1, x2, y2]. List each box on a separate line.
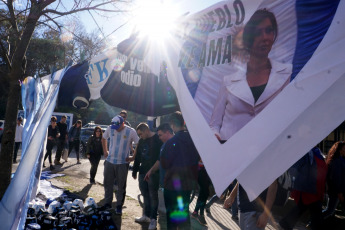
[95, 58, 109, 82]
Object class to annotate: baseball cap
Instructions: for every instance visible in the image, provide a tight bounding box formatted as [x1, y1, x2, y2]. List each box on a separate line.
[111, 115, 124, 130]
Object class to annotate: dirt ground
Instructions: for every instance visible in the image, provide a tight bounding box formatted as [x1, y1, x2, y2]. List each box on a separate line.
[48, 168, 151, 230]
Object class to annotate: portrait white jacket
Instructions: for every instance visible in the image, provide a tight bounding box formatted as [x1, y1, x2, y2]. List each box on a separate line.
[209, 59, 292, 140]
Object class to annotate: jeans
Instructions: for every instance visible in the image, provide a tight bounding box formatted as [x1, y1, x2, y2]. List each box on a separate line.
[322, 194, 339, 219]
[55, 139, 65, 161]
[68, 140, 80, 161]
[164, 189, 191, 230]
[89, 155, 101, 181]
[103, 161, 129, 208]
[44, 140, 56, 164]
[139, 173, 159, 220]
[13, 142, 21, 161]
[194, 167, 211, 215]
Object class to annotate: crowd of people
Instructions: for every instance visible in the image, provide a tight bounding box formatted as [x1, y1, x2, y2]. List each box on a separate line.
[11, 108, 345, 230]
[10, 7, 345, 230]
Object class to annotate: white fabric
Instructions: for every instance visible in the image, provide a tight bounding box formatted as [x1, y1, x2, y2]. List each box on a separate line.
[0, 67, 69, 229]
[14, 124, 24, 142]
[152, 0, 345, 201]
[103, 125, 139, 164]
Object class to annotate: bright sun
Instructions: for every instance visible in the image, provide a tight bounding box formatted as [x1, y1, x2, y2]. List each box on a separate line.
[132, 0, 180, 41]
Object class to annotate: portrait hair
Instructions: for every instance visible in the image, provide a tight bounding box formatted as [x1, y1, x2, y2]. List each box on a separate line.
[243, 9, 278, 50]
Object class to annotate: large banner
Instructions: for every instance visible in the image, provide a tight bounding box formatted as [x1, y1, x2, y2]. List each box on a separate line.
[57, 39, 179, 116]
[150, 0, 345, 200]
[0, 68, 69, 229]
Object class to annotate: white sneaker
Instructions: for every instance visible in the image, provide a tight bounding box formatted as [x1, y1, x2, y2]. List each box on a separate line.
[148, 219, 157, 230]
[135, 215, 150, 223]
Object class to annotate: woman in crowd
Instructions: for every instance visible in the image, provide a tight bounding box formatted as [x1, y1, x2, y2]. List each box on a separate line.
[68, 120, 82, 164]
[323, 141, 345, 219]
[209, 9, 292, 229]
[86, 126, 103, 184]
[44, 116, 60, 170]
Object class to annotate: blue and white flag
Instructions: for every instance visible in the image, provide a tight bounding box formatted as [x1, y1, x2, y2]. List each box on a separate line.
[0, 66, 70, 230]
[139, 0, 345, 200]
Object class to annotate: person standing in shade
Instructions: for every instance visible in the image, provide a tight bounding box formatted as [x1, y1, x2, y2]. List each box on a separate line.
[102, 115, 139, 215]
[322, 141, 345, 219]
[68, 120, 82, 164]
[13, 117, 24, 164]
[145, 123, 174, 187]
[54, 115, 68, 165]
[191, 159, 212, 226]
[43, 116, 60, 170]
[160, 111, 200, 230]
[86, 126, 104, 184]
[132, 123, 162, 230]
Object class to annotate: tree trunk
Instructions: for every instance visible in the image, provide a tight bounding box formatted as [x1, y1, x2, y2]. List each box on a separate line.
[0, 5, 40, 200]
[0, 72, 21, 200]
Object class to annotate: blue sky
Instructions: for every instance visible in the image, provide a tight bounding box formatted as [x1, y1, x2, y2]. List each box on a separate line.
[76, 0, 221, 46]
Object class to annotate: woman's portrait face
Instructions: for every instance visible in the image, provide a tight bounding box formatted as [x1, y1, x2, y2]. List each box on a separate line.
[251, 17, 275, 58]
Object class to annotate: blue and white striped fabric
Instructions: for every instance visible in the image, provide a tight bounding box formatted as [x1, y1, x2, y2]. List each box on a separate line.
[103, 126, 139, 164]
[152, 0, 345, 200]
[0, 65, 71, 230]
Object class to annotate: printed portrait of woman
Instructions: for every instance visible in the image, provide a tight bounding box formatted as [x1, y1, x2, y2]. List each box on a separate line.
[209, 9, 292, 142]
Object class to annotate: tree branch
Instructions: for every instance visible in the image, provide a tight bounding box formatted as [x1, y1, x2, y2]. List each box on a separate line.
[41, 13, 62, 30]
[6, 0, 20, 39]
[41, 1, 128, 16]
[0, 41, 12, 69]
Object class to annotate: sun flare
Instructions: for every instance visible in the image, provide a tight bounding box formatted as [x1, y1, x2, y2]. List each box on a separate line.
[132, 0, 180, 42]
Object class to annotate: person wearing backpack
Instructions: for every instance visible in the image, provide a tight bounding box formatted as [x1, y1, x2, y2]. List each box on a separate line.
[279, 147, 327, 230]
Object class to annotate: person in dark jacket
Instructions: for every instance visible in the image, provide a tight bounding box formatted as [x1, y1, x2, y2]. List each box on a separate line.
[322, 141, 345, 219]
[160, 111, 200, 230]
[54, 115, 68, 165]
[68, 120, 82, 164]
[44, 116, 60, 170]
[132, 123, 162, 230]
[86, 126, 104, 184]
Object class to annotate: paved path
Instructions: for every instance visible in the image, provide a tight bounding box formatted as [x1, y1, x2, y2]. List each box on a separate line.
[13, 152, 309, 230]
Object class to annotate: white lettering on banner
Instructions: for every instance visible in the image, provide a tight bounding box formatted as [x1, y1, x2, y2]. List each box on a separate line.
[120, 57, 151, 87]
[178, 35, 232, 68]
[178, 0, 245, 69]
[120, 70, 141, 87]
[187, 0, 245, 34]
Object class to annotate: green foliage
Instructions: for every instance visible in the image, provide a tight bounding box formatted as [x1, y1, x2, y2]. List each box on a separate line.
[25, 38, 65, 76]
